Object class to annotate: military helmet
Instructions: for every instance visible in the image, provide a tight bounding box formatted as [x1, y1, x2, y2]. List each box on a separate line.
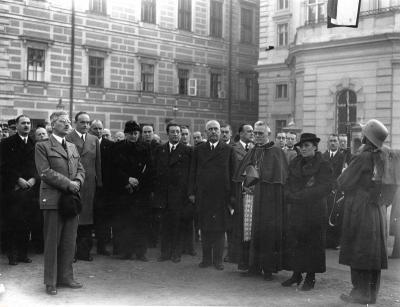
[362, 119, 388, 148]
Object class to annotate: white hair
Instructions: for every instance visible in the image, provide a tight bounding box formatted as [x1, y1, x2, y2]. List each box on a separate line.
[205, 120, 220, 130]
[50, 111, 69, 126]
[254, 120, 271, 134]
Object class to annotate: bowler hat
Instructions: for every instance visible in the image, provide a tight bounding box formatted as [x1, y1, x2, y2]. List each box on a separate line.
[124, 120, 141, 134]
[294, 133, 320, 147]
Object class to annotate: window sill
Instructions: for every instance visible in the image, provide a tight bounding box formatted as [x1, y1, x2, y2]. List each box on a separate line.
[24, 80, 49, 88]
[85, 10, 109, 18]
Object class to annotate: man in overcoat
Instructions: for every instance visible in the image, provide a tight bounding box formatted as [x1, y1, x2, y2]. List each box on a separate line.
[0, 115, 38, 265]
[111, 120, 153, 260]
[232, 124, 254, 162]
[154, 123, 192, 263]
[66, 111, 101, 261]
[322, 134, 346, 249]
[188, 120, 237, 270]
[35, 111, 85, 295]
[89, 120, 113, 255]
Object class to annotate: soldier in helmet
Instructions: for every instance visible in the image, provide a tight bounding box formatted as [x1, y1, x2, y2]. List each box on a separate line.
[338, 119, 390, 305]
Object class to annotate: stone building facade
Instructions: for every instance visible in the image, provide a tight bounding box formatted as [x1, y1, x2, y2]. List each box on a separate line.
[258, 0, 400, 150]
[0, 0, 259, 139]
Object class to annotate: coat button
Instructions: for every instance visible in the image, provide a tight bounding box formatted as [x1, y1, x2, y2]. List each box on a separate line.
[43, 199, 46, 202]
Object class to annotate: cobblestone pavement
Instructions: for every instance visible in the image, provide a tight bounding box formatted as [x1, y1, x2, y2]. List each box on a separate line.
[0, 243, 399, 307]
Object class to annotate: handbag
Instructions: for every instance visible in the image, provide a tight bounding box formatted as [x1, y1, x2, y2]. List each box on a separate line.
[243, 164, 260, 188]
[58, 192, 82, 218]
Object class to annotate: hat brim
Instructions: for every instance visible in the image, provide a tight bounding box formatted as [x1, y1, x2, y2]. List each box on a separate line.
[294, 137, 320, 147]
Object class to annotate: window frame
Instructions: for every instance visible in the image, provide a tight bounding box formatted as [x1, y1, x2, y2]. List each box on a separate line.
[239, 74, 255, 102]
[210, 0, 223, 38]
[88, 55, 104, 88]
[210, 72, 222, 98]
[275, 83, 288, 100]
[27, 47, 45, 82]
[141, 0, 156, 24]
[178, 68, 189, 95]
[277, 0, 289, 10]
[240, 7, 253, 44]
[277, 23, 288, 47]
[178, 0, 192, 31]
[307, 0, 326, 24]
[141, 63, 155, 92]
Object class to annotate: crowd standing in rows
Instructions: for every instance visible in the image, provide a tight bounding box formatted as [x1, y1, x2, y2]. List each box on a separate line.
[0, 112, 399, 305]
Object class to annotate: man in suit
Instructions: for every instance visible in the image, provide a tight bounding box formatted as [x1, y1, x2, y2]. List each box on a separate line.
[275, 132, 286, 149]
[189, 120, 237, 270]
[35, 111, 85, 295]
[89, 120, 113, 255]
[154, 123, 192, 263]
[111, 120, 154, 261]
[66, 111, 101, 261]
[180, 125, 191, 147]
[193, 131, 204, 146]
[232, 124, 254, 162]
[221, 124, 233, 145]
[1, 115, 38, 265]
[323, 133, 346, 249]
[284, 131, 298, 163]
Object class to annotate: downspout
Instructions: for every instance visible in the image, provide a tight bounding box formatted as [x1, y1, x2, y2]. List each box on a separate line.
[227, 0, 233, 124]
[69, 0, 75, 121]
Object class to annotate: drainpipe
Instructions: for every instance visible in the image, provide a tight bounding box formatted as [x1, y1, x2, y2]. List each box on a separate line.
[227, 0, 233, 124]
[69, 0, 75, 121]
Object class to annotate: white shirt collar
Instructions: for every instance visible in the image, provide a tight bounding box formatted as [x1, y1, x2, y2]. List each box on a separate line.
[18, 134, 27, 142]
[210, 141, 219, 148]
[52, 134, 64, 144]
[330, 149, 338, 156]
[98, 137, 102, 145]
[239, 140, 247, 149]
[169, 142, 178, 150]
[75, 129, 85, 141]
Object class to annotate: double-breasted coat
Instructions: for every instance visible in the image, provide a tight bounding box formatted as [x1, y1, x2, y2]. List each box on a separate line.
[66, 131, 101, 225]
[285, 152, 333, 273]
[338, 144, 389, 270]
[188, 141, 237, 233]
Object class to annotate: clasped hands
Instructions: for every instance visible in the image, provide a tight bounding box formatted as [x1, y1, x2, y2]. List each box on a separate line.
[68, 180, 81, 194]
[17, 177, 36, 190]
[125, 177, 139, 194]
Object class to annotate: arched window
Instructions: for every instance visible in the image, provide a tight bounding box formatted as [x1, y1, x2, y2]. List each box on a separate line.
[337, 90, 357, 134]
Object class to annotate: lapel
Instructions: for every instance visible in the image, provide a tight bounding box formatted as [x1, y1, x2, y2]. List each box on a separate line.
[203, 141, 223, 164]
[68, 130, 84, 155]
[169, 143, 182, 166]
[49, 135, 68, 159]
[81, 133, 93, 156]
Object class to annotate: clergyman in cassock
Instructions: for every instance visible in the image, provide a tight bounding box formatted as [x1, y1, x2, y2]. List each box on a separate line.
[188, 120, 237, 270]
[233, 120, 288, 280]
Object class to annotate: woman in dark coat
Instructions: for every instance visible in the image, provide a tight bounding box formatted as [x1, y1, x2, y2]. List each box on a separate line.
[338, 119, 389, 305]
[282, 133, 333, 291]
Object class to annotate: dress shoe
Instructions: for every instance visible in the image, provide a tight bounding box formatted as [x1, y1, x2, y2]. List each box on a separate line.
[187, 250, 197, 256]
[241, 269, 262, 277]
[18, 257, 32, 263]
[301, 275, 315, 291]
[171, 256, 181, 263]
[136, 255, 149, 262]
[157, 256, 170, 262]
[198, 262, 211, 268]
[46, 285, 57, 295]
[340, 293, 371, 304]
[214, 263, 224, 270]
[8, 259, 18, 266]
[58, 281, 83, 289]
[76, 255, 93, 261]
[281, 273, 303, 287]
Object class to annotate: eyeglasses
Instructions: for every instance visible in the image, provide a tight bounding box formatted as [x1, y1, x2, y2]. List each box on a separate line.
[253, 131, 265, 136]
[57, 119, 71, 125]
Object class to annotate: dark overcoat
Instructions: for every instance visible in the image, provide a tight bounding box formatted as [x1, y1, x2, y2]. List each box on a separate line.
[322, 150, 346, 181]
[338, 144, 388, 270]
[188, 141, 237, 232]
[285, 151, 332, 273]
[154, 142, 192, 211]
[0, 134, 38, 228]
[66, 131, 101, 224]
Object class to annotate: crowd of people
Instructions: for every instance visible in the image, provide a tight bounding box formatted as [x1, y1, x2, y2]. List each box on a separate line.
[0, 111, 399, 305]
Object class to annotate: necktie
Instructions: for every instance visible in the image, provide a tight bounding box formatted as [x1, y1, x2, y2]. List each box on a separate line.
[81, 135, 85, 142]
[330, 152, 334, 159]
[211, 144, 214, 151]
[62, 139, 67, 152]
[24, 137, 27, 144]
[170, 145, 175, 153]
[245, 144, 249, 152]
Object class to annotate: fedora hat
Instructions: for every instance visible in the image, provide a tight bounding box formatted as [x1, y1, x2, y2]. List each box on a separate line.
[294, 133, 320, 147]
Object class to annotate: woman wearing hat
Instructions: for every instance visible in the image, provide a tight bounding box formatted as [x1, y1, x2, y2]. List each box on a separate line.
[338, 119, 389, 305]
[282, 133, 333, 291]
